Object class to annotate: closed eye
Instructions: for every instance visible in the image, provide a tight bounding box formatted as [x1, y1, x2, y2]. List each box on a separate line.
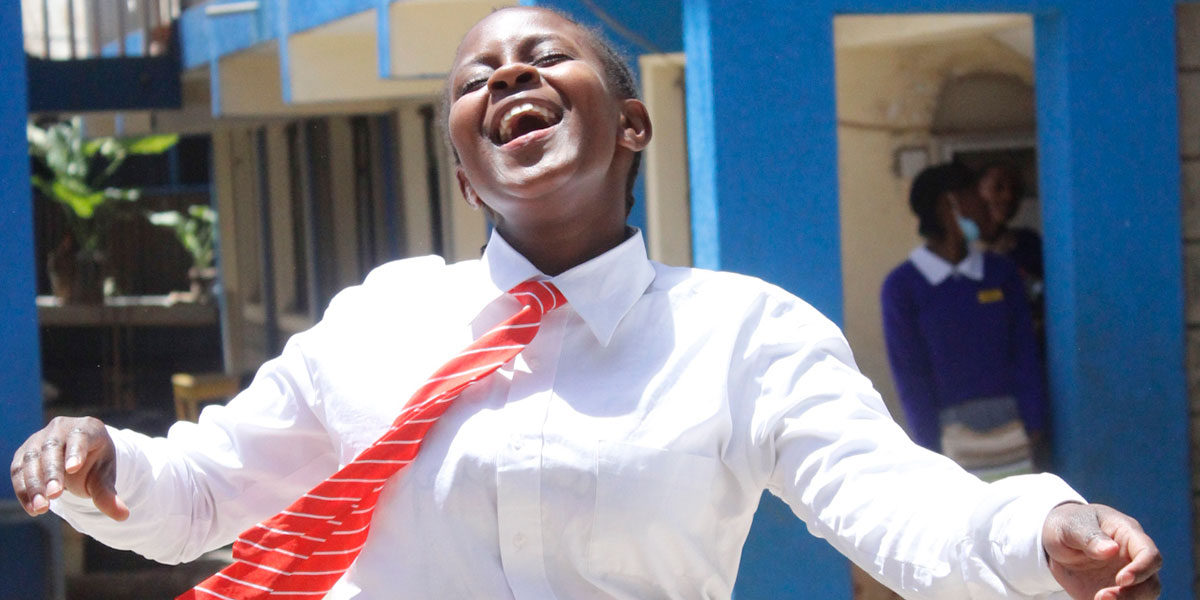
[458, 76, 489, 97]
[532, 53, 571, 67]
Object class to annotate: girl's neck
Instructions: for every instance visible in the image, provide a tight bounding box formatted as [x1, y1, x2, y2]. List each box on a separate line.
[927, 237, 968, 265]
[497, 213, 628, 276]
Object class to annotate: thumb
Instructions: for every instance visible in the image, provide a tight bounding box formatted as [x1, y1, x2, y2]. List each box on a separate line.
[86, 468, 130, 522]
[1061, 516, 1119, 559]
[1082, 531, 1119, 559]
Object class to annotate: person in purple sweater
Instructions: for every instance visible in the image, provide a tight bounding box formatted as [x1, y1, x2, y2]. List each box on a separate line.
[882, 162, 1046, 480]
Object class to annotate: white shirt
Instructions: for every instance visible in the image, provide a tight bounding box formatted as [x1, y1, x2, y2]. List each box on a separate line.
[54, 229, 1082, 599]
[910, 245, 985, 284]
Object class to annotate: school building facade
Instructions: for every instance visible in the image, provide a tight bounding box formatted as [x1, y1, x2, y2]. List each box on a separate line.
[1, 0, 1197, 598]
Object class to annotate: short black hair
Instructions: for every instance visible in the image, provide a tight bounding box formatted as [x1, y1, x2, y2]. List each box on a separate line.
[909, 162, 978, 240]
[440, 6, 643, 215]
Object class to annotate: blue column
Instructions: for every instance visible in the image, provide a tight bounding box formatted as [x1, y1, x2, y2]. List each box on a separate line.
[685, 3, 849, 599]
[1034, 4, 1191, 598]
[1, 0, 50, 596]
[685, 0, 843, 321]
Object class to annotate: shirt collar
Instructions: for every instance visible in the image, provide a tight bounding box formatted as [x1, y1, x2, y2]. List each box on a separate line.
[909, 245, 985, 284]
[476, 227, 656, 346]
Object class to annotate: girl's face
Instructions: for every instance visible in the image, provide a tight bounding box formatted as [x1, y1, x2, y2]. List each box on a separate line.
[447, 8, 639, 227]
[979, 167, 1019, 224]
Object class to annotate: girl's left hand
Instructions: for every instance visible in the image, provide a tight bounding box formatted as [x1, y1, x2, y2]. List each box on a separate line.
[1042, 503, 1162, 600]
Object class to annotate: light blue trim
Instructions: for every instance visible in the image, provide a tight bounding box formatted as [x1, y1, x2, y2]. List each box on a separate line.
[276, 0, 293, 104]
[100, 30, 146, 57]
[181, 0, 376, 71]
[205, 12, 222, 116]
[180, 0, 275, 70]
[287, 0, 373, 35]
[376, 0, 390, 79]
[683, 0, 719, 270]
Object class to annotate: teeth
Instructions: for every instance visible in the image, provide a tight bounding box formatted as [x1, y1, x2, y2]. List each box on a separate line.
[498, 103, 558, 144]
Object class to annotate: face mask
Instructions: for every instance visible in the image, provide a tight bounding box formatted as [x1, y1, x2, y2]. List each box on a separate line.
[952, 201, 981, 245]
[956, 215, 980, 244]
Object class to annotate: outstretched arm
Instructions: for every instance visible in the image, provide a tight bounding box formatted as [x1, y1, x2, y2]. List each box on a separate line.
[741, 296, 1083, 598]
[11, 336, 339, 565]
[1043, 503, 1162, 600]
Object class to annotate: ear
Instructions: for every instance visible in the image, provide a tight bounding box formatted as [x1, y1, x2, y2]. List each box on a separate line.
[617, 98, 652, 152]
[456, 168, 481, 209]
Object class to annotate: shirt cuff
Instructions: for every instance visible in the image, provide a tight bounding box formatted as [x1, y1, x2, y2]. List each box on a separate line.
[49, 425, 143, 515]
[106, 425, 144, 499]
[988, 473, 1087, 596]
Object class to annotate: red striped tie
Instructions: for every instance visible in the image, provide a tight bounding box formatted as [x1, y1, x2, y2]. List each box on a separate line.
[179, 280, 567, 600]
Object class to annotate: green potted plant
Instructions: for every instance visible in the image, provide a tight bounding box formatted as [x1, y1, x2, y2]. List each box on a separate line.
[148, 205, 218, 301]
[27, 117, 178, 303]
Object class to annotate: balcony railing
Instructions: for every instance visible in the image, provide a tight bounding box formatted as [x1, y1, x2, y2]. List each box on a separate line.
[23, 0, 182, 60]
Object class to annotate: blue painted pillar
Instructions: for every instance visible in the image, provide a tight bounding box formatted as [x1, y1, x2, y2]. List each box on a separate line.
[0, 0, 41, 472]
[0, 0, 50, 596]
[685, 0, 843, 319]
[1035, 3, 1191, 598]
[685, 2, 849, 599]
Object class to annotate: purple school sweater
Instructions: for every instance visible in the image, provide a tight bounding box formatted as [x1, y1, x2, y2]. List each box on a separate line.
[880, 252, 1047, 451]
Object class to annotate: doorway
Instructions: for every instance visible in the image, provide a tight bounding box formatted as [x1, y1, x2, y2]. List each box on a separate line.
[833, 13, 1040, 599]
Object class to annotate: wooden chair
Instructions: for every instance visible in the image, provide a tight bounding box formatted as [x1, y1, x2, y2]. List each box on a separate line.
[172, 373, 242, 422]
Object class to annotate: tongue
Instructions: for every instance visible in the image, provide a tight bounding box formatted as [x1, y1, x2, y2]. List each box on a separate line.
[511, 114, 551, 140]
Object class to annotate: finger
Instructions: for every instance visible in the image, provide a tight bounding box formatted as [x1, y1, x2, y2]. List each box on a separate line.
[1114, 533, 1162, 587]
[1105, 574, 1161, 600]
[38, 437, 66, 499]
[86, 464, 129, 522]
[19, 448, 48, 515]
[10, 456, 34, 517]
[63, 427, 89, 474]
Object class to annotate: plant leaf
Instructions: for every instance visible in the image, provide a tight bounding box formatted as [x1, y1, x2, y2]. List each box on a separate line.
[83, 139, 106, 156]
[124, 134, 179, 154]
[51, 180, 104, 219]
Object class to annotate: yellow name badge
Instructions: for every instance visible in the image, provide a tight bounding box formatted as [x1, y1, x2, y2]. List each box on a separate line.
[977, 288, 1005, 304]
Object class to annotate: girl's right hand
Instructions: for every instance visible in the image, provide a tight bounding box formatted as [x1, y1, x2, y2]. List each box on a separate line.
[10, 416, 129, 521]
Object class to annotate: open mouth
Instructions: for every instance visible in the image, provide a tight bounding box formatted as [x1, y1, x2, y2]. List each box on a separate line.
[493, 102, 562, 146]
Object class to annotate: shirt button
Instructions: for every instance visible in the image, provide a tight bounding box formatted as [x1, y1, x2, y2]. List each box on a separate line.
[511, 439, 523, 451]
[513, 533, 527, 548]
[526, 356, 541, 370]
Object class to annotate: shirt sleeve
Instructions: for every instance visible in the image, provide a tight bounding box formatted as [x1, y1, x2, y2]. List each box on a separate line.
[50, 335, 340, 565]
[741, 295, 1083, 599]
[880, 271, 941, 450]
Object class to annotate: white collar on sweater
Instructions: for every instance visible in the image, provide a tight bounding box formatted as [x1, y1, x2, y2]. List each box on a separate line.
[909, 245, 985, 285]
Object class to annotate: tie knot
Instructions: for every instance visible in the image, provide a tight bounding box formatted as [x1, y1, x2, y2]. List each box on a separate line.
[508, 280, 567, 314]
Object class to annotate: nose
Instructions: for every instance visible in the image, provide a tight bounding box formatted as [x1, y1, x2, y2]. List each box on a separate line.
[488, 62, 540, 93]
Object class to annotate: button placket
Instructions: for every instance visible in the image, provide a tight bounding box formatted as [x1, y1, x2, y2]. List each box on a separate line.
[495, 309, 566, 599]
